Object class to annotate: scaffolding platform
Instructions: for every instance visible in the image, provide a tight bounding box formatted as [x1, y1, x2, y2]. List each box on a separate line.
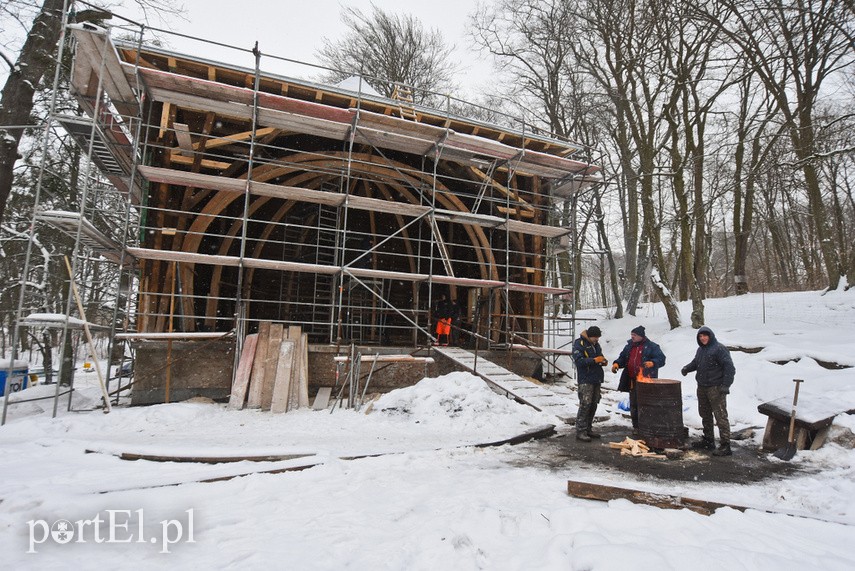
[433, 347, 576, 423]
[35, 210, 132, 265]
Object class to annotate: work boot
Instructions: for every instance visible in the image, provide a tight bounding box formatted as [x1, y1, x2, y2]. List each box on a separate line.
[712, 442, 732, 456]
[691, 437, 715, 450]
[576, 432, 592, 442]
[587, 430, 602, 439]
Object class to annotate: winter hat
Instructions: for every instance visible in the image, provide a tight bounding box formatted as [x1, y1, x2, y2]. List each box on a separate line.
[587, 326, 602, 337]
[631, 325, 646, 337]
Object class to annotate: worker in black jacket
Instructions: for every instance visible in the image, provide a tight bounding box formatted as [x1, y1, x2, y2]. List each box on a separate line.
[572, 326, 607, 442]
[682, 326, 736, 456]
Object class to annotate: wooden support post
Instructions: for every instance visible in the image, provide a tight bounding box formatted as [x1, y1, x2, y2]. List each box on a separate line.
[63, 256, 111, 412]
[165, 260, 177, 403]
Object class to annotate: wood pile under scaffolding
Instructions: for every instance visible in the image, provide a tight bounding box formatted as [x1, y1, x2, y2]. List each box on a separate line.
[228, 322, 309, 413]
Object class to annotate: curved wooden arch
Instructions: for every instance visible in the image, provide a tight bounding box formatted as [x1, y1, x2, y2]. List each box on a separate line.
[203, 171, 355, 327]
[176, 151, 499, 327]
[202, 197, 296, 329]
[251, 152, 497, 277]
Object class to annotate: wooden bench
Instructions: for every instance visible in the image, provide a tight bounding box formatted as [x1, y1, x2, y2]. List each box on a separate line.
[757, 396, 854, 451]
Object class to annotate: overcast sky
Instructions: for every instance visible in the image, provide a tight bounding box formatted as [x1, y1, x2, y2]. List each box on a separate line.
[129, 0, 492, 97]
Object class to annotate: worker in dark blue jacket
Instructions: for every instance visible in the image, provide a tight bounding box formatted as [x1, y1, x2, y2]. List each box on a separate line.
[572, 325, 607, 442]
[682, 326, 736, 456]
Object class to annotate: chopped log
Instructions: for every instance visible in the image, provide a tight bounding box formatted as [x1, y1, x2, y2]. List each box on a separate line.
[608, 437, 665, 458]
[227, 333, 258, 410]
[246, 321, 271, 408]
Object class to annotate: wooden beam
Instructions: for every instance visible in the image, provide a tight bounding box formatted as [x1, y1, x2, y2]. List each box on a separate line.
[567, 480, 749, 516]
[228, 333, 258, 410]
[168, 152, 231, 170]
[125, 247, 572, 295]
[197, 127, 278, 151]
[246, 321, 271, 409]
[138, 166, 566, 238]
[132, 65, 597, 179]
[173, 122, 194, 156]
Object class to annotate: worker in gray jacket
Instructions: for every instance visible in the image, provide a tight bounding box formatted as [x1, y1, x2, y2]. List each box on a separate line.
[681, 326, 736, 456]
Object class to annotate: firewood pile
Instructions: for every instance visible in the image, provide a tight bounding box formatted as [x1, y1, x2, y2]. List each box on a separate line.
[608, 437, 667, 459]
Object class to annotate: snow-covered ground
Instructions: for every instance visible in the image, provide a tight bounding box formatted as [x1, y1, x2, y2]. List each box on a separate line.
[1, 290, 854, 569]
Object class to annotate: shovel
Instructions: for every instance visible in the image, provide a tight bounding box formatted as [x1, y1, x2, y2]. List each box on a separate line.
[773, 379, 804, 461]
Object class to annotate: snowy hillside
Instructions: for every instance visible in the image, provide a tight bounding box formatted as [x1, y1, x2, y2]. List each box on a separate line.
[1, 289, 854, 569]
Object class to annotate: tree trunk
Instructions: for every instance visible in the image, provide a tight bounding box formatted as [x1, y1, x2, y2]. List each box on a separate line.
[650, 264, 682, 330]
[42, 330, 54, 384]
[0, 0, 66, 225]
[593, 189, 623, 318]
[626, 239, 649, 316]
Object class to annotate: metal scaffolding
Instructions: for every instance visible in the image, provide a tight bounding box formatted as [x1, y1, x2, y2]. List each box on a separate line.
[3, 10, 600, 421]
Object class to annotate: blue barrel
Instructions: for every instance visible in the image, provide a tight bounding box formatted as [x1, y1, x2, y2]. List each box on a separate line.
[0, 360, 29, 396]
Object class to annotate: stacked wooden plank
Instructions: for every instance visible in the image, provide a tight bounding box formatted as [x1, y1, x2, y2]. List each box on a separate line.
[228, 322, 309, 412]
[608, 437, 667, 459]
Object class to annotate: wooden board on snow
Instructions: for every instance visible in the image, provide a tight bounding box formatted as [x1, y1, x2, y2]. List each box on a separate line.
[567, 480, 748, 516]
[312, 387, 332, 410]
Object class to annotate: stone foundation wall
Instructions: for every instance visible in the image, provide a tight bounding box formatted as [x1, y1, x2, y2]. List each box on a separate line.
[131, 338, 235, 405]
[130, 341, 542, 405]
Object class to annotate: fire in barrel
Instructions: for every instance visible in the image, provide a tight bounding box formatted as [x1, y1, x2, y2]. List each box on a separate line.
[635, 374, 688, 449]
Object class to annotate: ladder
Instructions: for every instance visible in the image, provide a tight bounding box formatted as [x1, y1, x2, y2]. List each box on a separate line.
[392, 84, 418, 121]
[312, 183, 340, 341]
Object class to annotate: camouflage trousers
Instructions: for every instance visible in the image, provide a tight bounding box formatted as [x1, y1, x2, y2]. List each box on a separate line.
[697, 385, 730, 443]
[576, 383, 601, 434]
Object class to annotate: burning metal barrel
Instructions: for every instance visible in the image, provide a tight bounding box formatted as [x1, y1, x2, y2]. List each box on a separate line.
[636, 379, 688, 449]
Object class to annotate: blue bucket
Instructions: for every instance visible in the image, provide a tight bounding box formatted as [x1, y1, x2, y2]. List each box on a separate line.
[0, 361, 29, 396]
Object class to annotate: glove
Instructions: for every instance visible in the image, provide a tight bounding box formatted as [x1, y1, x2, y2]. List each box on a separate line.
[643, 361, 654, 369]
[680, 367, 688, 377]
[720, 386, 730, 395]
[594, 355, 607, 365]
[611, 363, 619, 374]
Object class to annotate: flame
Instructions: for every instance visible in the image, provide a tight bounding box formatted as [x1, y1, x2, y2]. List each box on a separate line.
[636, 368, 654, 384]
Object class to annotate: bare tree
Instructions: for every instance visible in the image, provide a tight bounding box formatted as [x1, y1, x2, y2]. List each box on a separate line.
[317, 5, 457, 103]
[729, 72, 782, 295]
[471, 0, 623, 314]
[700, 0, 855, 291]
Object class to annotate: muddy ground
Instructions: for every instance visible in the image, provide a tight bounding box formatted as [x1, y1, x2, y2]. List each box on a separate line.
[502, 425, 805, 484]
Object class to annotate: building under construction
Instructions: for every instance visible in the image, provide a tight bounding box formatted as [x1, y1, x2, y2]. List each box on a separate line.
[15, 20, 601, 410]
